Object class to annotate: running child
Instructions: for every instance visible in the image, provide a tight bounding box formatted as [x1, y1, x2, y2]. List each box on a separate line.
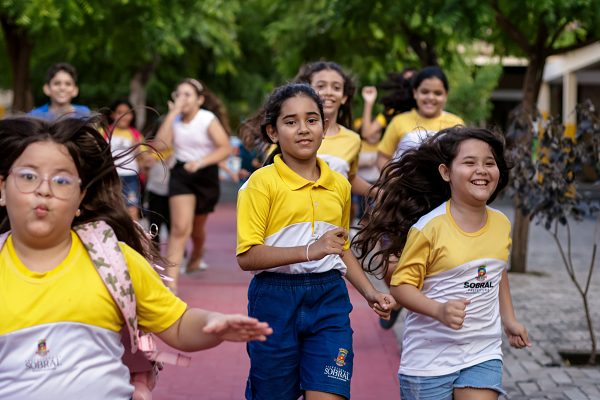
[108, 99, 144, 221]
[295, 61, 373, 196]
[29, 62, 91, 120]
[0, 116, 271, 400]
[154, 78, 232, 289]
[237, 83, 395, 400]
[354, 126, 530, 400]
[377, 66, 463, 169]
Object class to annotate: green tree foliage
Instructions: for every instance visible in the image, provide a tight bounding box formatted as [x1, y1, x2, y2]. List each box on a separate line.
[445, 60, 503, 126]
[1, 0, 241, 124]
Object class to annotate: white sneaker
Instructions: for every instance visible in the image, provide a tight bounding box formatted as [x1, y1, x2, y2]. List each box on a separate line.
[186, 259, 208, 274]
[198, 260, 209, 271]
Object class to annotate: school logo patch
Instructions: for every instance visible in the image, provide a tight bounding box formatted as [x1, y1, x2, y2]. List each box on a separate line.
[464, 265, 494, 292]
[476, 266, 487, 281]
[36, 339, 49, 357]
[25, 338, 62, 371]
[335, 348, 348, 367]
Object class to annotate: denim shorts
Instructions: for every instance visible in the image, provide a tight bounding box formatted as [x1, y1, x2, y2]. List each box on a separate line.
[399, 359, 506, 400]
[120, 174, 140, 207]
[245, 270, 353, 400]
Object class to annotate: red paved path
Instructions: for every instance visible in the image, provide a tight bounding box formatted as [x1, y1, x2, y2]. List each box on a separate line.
[152, 202, 400, 399]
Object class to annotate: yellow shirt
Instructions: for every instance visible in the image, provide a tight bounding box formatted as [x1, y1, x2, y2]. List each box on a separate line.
[237, 154, 351, 274]
[317, 125, 361, 179]
[0, 231, 186, 335]
[378, 109, 464, 159]
[390, 201, 510, 377]
[0, 231, 187, 398]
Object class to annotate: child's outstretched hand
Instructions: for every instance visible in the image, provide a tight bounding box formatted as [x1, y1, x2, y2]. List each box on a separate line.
[365, 290, 396, 320]
[438, 299, 470, 330]
[203, 313, 272, 342]
[503, 319, 531, 348]
[307, 227, 347, 260]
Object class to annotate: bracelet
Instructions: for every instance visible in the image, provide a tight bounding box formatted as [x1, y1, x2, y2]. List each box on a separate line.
[305, 242, 312, 262]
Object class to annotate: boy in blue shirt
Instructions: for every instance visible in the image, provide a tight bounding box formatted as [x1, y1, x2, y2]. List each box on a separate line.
[29, 62, 90, 120]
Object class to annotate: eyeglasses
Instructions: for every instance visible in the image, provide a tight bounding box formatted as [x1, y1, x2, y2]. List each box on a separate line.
[8, 167, 82, 200]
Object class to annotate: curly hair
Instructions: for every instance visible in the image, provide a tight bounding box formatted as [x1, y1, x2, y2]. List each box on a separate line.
[353, 126, 510, 278]
[294, 61, 355, 129]
[0, 115, 164, 267]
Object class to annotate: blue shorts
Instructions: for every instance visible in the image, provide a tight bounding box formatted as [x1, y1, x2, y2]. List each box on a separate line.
[399, 359, 506, 400]
[245, 270, 353, 400]
[120, 175, 141, 207]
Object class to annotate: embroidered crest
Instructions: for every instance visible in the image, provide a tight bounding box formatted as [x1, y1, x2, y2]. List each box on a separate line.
[476, 266, 487, 281]
[36, 339, 49, 357]
[335, 348, 348, 367]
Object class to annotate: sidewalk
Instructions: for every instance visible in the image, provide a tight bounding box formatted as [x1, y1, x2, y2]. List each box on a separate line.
[152, 202, 401, 400]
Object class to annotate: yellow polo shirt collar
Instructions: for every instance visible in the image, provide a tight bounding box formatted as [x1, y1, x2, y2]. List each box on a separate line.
[273, 154, 336, 191]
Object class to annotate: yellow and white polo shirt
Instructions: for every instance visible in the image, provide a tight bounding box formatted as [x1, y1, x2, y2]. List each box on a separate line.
[317, 125, 361, 179]
[391, 201, 511, 376]
[378, 109, 464, 160]
[237, 154, 351, 275]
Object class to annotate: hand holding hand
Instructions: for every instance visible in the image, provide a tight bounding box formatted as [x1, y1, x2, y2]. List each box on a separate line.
[365, 290, 397, 320]
[203, 313, 273, 342]
[437, 299, 470, 330]
[362, 86, 378, 104]
[503, 319, 531, 348]
[307, 227, 347, 261]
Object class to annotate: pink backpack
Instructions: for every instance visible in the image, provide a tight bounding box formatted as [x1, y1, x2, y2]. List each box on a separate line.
[0, 221, 190, 400]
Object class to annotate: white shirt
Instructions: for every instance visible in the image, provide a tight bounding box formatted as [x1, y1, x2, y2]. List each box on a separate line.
[172, 109, 216, 162]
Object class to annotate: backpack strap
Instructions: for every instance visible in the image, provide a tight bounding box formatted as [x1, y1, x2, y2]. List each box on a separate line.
[0, 232, 10, 250]
[74, 221, 139, 352]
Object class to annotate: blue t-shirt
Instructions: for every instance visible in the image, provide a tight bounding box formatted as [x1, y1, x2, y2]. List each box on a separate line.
[28, 103, 91, 120]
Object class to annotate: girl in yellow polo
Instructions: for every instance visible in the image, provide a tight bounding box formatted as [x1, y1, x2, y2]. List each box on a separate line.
[237, 83, 395, 400]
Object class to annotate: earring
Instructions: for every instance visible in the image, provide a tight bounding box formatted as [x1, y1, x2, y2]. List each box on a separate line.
[0, 198, 4, 206]
[75, 209, 81, 217]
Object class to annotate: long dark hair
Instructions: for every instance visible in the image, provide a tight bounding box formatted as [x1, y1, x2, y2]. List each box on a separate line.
[256, 83, 324, 165]
[353, 126, 510, 278]
[0, 116, 163, 265]
[378, 69, 417, 123]
[178, 78, 231, 134]
[294, 61, 355, 129]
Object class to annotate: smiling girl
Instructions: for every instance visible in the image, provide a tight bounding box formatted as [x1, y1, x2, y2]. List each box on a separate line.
[377, 66, 464, 169]
[295, 61, 373, 196]
[355, 126, 530, 400]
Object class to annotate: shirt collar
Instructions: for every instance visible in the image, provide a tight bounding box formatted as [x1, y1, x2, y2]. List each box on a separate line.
[273, 154, 336, 191]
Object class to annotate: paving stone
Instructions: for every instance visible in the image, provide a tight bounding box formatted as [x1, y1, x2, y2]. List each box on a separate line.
[564, 388, 590, 400]
[517, 381, 540, 395]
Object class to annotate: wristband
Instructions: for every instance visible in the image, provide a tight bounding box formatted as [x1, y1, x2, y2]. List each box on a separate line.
[306, 242, 312, 262]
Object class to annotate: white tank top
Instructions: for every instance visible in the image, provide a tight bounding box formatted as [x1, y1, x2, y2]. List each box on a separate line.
[172, 108, 216, 162]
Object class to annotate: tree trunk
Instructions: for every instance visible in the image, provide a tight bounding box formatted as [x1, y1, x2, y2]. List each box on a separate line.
[1, 16, 34, 113]
[129, 59, 158, 131]
[129, 72, 148, 131]
[510, 203, 530, 272]
[509, 52, 546, 273]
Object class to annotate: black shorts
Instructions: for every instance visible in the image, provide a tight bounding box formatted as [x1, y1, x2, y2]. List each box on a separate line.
[169, 161, 220, 214]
